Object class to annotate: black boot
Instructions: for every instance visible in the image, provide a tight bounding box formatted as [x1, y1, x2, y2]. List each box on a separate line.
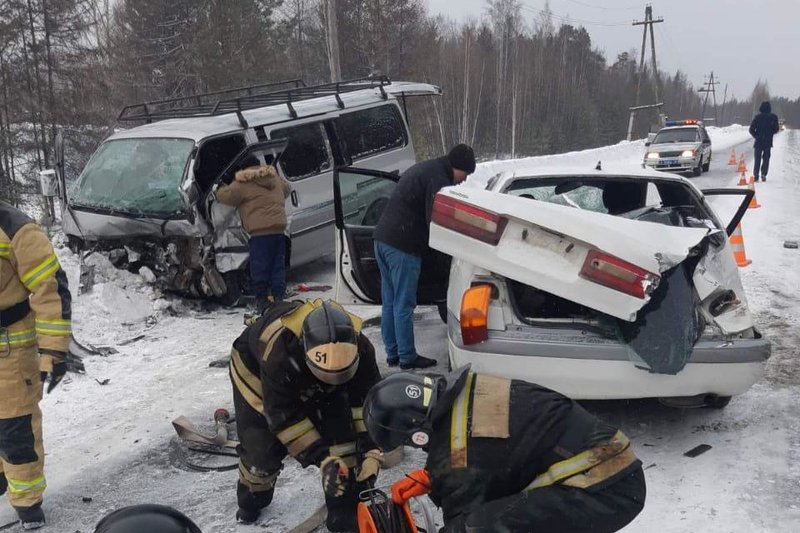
[236, 481, 274, 524]
[15, 503, 45, 530]
[325, 493, 359, 533]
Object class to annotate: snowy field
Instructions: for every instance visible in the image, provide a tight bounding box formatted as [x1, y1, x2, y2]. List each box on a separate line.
[2, 126, 799, 532]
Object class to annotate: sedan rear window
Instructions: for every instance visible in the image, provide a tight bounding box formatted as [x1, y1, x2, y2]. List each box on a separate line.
[505, 177, 717, 230]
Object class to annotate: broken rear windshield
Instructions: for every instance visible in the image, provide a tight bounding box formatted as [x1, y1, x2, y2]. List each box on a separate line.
[504, 176, 717, 229]
[653, 128, 700, 144]
[70, 138, 194, 217]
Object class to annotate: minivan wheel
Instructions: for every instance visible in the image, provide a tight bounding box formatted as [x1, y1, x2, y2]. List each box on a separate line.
[218, 271, 244, 307]
[704, 395, 731, 409]
[702, 158, 710, 172]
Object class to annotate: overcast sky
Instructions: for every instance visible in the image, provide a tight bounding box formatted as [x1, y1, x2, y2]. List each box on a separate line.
[425, 0, 799, 100]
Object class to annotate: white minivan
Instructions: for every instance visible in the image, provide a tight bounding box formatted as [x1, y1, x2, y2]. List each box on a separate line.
[51, 77, 440, 302]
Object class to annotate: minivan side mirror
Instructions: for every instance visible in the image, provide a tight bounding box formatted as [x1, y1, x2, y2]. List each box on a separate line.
[39, 169, 60, 198]
[644, 142, 651, 147]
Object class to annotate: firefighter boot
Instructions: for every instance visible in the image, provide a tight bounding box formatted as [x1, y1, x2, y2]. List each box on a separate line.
[236, 480, 274, 524]
[16, 503, 45, 530]
[325, 493, 359, 533]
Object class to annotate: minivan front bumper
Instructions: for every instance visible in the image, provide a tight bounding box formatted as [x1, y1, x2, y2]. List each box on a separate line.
[447, 316, 771, 400]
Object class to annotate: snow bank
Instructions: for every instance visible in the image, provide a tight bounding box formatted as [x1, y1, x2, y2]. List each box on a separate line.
[468, 125, 752, 189]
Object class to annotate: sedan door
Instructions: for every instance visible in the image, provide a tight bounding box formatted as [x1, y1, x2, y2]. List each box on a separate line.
[333, 167, 450, 305]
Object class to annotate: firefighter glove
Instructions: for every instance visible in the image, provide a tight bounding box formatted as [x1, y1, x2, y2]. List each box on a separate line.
[40, 350, 67, 394]
[391, 468, 431, 505]
[320, 456, 352, 498]
[355, 449, 384, 483]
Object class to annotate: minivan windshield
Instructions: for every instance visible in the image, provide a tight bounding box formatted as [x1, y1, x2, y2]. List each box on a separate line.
[70, 138, 194, 217]
[652, 128, 700, 144]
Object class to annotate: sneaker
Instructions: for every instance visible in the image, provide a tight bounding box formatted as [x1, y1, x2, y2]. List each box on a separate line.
[17, 505, 45, 530]
[387, 358, 399, 367]
[400, 355, 437, 370]
[761, 175, 767, 182]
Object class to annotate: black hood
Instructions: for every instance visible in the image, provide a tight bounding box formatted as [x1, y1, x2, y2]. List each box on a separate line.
[759, 101, 772, 114]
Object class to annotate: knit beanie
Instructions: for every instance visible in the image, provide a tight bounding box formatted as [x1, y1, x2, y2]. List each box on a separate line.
[448, 144, 476, 174]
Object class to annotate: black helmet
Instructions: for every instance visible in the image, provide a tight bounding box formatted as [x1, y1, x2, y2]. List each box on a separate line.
[94, 505, 202, 533]
[302, 301, 359, 385]
[364, 366, 470, 450]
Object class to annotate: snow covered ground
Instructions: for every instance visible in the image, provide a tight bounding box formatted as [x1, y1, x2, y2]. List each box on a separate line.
[1, 127, 798, 532]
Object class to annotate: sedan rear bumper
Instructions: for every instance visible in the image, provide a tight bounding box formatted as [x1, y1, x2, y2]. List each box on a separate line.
[447, 318, 770, 400]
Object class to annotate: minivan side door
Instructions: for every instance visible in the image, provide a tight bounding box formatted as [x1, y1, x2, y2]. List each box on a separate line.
[269, 121, 337, 267]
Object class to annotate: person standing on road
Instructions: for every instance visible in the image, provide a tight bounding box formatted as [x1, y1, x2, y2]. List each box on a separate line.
[372, 145, 476, 370]
[1, 201, 72, 530]
[364, 367, 647, 533]
[228, 299, 384, 532]
[749, 101, 780, 182]
[215, 163, 292, 311]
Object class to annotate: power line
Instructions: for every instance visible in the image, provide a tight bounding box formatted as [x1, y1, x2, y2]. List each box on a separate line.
[519, 3, 633, 27]
[560, 0, 645, 11]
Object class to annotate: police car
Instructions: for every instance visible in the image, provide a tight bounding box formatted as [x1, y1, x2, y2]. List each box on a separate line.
[644, 119, 712, 177]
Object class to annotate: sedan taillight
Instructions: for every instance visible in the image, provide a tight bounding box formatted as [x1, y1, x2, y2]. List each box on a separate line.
[432, 195, 508, 246]
[579, 250, 660, 299]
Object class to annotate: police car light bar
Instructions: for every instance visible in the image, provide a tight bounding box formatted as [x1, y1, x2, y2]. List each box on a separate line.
[665, 119, 701, 127]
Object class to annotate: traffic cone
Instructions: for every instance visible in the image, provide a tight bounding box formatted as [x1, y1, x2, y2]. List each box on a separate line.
[737, 154, 747, 174]
[737, 170, 748, 186]
[747, 180, 761, 209]
[748, 174, 755, 185]
[728, 149, 737, 166]
[729, 224, 752, 267]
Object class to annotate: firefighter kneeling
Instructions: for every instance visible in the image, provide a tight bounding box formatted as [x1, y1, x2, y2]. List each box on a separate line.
[364, 366, 646, 533]
[229, 299, 383, 532]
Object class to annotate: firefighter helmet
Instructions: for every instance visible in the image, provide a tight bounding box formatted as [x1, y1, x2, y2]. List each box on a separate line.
[302, 301, 360, 385]
[94, 505, 202, 533]
[363, 366, 471, 450]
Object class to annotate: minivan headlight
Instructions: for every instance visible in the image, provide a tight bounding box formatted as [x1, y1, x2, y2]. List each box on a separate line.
[646, 152, 659, 160]
[681, 150, 696, 157]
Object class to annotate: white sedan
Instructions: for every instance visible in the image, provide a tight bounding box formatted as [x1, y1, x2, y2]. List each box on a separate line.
[332, 164, 770, 407]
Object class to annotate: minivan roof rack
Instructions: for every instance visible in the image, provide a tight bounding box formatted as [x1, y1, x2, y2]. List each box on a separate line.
[117, 76, 393, 129]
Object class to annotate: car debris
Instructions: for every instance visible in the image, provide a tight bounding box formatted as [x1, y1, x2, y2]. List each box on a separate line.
[683, 444, 713, 458]
[784, 240, 798, 249]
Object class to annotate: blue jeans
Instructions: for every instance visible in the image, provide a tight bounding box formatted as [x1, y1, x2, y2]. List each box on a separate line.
[375, 241, 422, 364]
[249, 234, 286, 301]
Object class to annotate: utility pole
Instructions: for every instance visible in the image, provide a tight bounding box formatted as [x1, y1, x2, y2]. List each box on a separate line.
[627, 4, 664, 141]
[698, 71, 720, 124]
[326, 0, 342, 82]
[719, 83, 728, 125]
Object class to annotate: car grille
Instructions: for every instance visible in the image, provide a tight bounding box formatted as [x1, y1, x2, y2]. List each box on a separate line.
[658, 151, 683, 158]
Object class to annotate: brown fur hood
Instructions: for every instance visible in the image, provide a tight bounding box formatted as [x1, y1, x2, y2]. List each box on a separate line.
[235, 165, 279, 189]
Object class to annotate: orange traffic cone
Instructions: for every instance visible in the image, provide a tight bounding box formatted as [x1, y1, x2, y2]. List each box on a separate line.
[748, 174, 756, 185]
[737, 154, 747, 174]
[737, 170, 748, 186]
[729, 224, 752, 267]
[728, 148, 737, 166]
[747, 180, 761, 209]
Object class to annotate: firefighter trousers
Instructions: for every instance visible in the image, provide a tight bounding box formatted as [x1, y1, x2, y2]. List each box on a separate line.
[450, 467, 646, 533]
[0, 321, 47, 511]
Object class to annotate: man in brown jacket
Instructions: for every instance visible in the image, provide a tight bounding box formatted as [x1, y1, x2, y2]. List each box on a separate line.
[215, 165, 291, 311]
[1, 201, 72, 530]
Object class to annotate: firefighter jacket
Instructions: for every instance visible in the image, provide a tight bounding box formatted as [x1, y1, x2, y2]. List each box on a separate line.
[425, 372, 641, 523]
[230, 300, 381, 468]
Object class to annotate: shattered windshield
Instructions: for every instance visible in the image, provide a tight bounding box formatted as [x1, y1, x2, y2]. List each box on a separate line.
[70, 138, 194, 216]
[653, 128, 700, 144]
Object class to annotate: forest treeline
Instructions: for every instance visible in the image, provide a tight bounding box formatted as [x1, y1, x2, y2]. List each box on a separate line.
[1, 0, 798, 204]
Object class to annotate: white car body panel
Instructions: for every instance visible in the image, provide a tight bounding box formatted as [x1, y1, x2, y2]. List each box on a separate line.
[449, 339, 764, 400]
[430, 185, 711, 322]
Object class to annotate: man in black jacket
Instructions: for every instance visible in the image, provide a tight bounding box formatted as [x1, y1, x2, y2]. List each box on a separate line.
[364, 367, 646, 533]
[228, 299, 384, 532]
[372, 145, 475, 370]
[749, 101, 780, 181]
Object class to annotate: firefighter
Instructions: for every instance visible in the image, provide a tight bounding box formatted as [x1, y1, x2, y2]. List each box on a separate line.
[363, 367, 646, 533]
[0, 201, 72, 530]
[229, 299, 384, 532]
